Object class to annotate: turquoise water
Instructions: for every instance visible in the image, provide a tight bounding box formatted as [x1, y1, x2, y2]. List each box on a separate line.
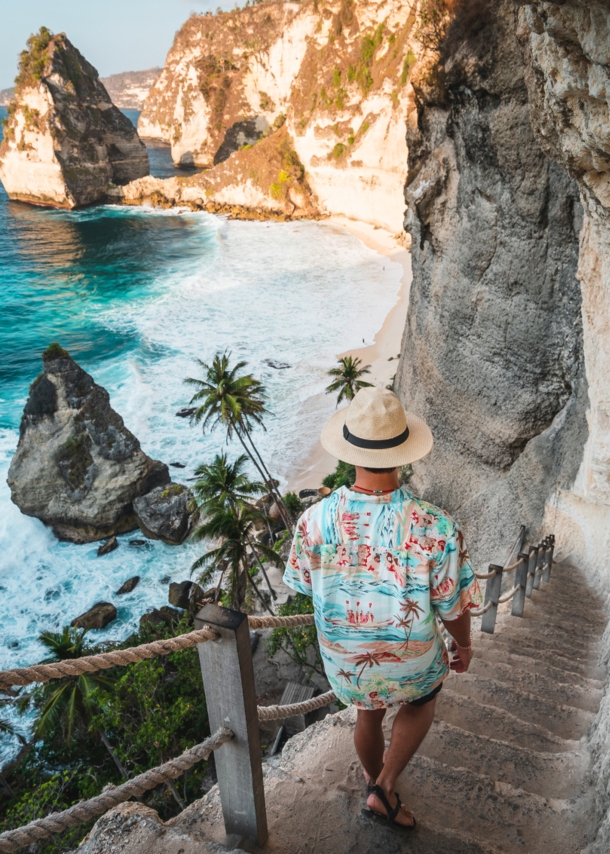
[0, 107, 402, 755]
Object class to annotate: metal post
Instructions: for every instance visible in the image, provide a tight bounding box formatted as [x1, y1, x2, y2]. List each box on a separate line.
[525, 546, 538, 599]
[195, 604, 268, 847]
[511, 552, 530, 618]
[481, 564, 503, 634]
[533, 540, 546, 590]
[542, 534, 555, 583]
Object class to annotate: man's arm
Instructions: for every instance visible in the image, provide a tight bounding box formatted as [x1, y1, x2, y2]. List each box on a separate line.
[441, 610, 472, 673]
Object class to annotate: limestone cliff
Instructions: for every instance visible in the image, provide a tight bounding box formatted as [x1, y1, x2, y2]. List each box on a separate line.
[135, 0, 417, 231]
[394, 0, 586, 567]
[100, 68, 161, 110]
[0, 28, 149, 208]
[7, 345, 170, 543]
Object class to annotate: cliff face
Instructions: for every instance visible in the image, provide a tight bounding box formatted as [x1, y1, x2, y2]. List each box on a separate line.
[394, 0, 586, 565]
[100, 68, 161, 110]
[137, 0, 417, 231]
[7, 346, 170, 543]
[0, 29, 149, 208]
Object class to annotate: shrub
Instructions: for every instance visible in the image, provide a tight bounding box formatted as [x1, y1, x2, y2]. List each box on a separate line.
[267, 593, 323, 680]
[42, 342, 69, 361]
[400, 50, 417, 85]
[15, 26, 53, 88]
[283, 492, 304, 518]
[322, 461, 356, 490]
[328, 142, 346, 160]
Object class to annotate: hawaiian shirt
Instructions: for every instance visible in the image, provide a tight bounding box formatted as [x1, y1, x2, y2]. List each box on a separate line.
[283, 485, 482, 709]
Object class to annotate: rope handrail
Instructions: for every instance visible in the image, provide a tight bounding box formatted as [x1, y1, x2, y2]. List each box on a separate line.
[249, 614, 315, 629]
[474, 569, 497, 580]
[470, 600, 493, 616]
[498, 584, 520, 603]
[258, 689, 336, 721]
[0, 727, 233, 854]
[502, 557, 525, 573]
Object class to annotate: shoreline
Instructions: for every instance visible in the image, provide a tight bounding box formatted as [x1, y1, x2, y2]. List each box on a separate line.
[287, 216, 412, 494]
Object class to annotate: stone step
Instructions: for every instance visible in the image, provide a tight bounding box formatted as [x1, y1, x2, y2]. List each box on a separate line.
[446, 674, 595, 739]
[473, 645, 605, 691]
[418, 720, 588, 799]
[354, 810, 506, 854]
[435, 690, 578, 753]
[400, 753, 592, 854]
[526, 588, 606, 623]
[477, 629, 603, 669]
[512, 603, 605, 635]
[467, 657, 602, 712]
[494, 618, 602, 652]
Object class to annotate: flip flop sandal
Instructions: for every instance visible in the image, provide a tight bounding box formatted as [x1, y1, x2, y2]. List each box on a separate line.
[362, 785, 416, 833]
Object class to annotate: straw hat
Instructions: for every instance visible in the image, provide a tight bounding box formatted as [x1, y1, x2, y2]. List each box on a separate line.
[321, 387, 433, 468]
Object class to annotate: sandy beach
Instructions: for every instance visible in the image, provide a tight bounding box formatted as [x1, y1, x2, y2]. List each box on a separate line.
[287, 216, 412, 494]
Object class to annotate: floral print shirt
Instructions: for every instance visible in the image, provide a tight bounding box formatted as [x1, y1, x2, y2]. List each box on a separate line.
[283, 486, 482, 709]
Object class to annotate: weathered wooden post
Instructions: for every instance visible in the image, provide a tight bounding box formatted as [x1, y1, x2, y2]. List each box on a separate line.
[542, 535, 555, 583]
[533, 539, 546, 591]
[195, 604, 267, 846]
[481, 564, 503, 634]
[525, 546, 538, 599]
[511, 552, 530, 618]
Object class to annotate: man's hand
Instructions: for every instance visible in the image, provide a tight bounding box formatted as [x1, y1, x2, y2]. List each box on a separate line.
[449, 639, 473, 673]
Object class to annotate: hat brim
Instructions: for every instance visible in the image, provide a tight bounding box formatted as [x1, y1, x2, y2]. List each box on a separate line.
[320, 407, 433, 468]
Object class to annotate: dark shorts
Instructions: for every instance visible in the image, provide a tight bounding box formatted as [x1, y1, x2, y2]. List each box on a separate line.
[408, 682, 442, 707]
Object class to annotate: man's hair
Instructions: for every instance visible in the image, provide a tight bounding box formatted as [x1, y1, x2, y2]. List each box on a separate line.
[363, 466, 398, 474]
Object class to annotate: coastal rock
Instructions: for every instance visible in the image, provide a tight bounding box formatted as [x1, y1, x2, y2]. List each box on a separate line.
[395, 0, 587, 567]
[168, 581, 196, 610]
[7, 344, 170, 543]
[116, 576, 140, 595]
[0, 28, 149, 209]
[140, 606, 181, 630]
[133, 483, 195, 545]
[97, 536, 118, 557]
[72, 602, 116, 630]
[100, 68, 161, 111]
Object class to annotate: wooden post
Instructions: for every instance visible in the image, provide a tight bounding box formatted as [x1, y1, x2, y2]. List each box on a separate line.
[195, 604, 268, 846]
[542, 535, 554, 583]
[533, 540, 546, 590]
[511, 552, 530, 618]
[525, 546, 538, 598]
[481, 564, 503, 634]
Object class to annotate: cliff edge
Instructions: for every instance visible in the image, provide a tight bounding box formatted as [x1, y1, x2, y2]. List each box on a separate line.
[0, 27, 149, 209]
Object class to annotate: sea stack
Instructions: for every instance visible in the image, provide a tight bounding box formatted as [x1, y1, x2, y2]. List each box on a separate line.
[7, 344, 170, 543]
[0, 27, 149, 208]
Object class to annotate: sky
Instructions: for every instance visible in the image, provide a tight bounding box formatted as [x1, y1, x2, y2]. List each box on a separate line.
[0, 0, 243, 90]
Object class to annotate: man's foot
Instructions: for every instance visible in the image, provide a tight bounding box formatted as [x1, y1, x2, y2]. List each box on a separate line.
[366, 787, 415, 828]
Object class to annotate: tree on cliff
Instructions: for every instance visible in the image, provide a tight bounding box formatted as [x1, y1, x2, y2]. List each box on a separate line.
[326, 356, 373, 404]
[185, 352, 294, 533]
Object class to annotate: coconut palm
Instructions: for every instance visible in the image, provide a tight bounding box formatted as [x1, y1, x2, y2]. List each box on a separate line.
[326, 356, 373, 405]
[395, 598, 425, 651]
[185, 352, 294, 533]
[191, 501, 284, 613]
[29, 627, 128, 778]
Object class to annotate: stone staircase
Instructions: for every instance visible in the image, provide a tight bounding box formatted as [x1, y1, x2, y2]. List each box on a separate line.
[77, 561, 607, 854]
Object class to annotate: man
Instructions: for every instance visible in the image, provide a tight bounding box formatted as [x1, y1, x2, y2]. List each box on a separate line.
[283, 387, 482, 832]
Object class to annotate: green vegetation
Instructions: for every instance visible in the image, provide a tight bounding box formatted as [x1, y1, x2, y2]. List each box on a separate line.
[42, 342, 70, 361]
[322, 460, 356, 490]
[161, 484, 185, 499]
[325, 355, 373, 404]
[283, 492, 304, 519]
[400, 49, 417, 85]
[332, 67, 342, 87]
[270, 169, 290, 199]
[266, 593, 323, 680]
[347, 23, 384, 93]
[15, 26, 53, 88]
[328, 142, 346, 160]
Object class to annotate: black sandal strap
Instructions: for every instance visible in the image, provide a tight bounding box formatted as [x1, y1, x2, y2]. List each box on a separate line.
[369, 785, 400, 823]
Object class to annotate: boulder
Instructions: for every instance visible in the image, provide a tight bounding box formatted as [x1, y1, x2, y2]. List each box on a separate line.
[116, 576, 140, 595]
[168, 580, 203, 610]
[7, 345, 170, 543]
[97, 536, 118, 557]
[72, 602, 116, 630]
[0, 28, 149, 208]
[140, 606, 181, 630]
[133, 483, 195, 545]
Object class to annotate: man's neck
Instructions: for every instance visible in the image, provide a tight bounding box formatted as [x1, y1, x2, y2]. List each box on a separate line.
[352, 466, 400, 494]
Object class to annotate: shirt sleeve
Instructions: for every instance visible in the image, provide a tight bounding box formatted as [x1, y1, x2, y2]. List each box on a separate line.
[283, 512, 313, 596]
[430, 522, 482, 620]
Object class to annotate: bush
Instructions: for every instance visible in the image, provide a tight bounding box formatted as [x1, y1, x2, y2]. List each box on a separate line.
[322, 461, 356, 490]
[42, 342, 69, 361]
[283, 492, 304, 519]
[266, 593, 323, 680]
[15, 27, 53, 88]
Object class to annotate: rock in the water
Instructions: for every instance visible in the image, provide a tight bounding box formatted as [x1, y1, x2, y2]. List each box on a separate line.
[129, 539, 148, 547]
[72, 602, 117, 630]
[116, 576, 140, 595]
[0, 28, 149, 209]
[168, 580, 203, 610]
[133, 483, 195, 545]
[169, 462, 185, 468]
[7, 345, 170, 543]
[97, 536, 118, 557]
[140, 606, 181, 629]
[175, 408, 196, 418]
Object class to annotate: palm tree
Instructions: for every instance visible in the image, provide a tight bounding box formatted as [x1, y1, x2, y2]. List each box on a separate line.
[185, 352, 294, 533]
[395, 598, 424, 651]
[326, 356, 373, 405]
[191, 501, 284, 613]
[29, 627, 128, 779]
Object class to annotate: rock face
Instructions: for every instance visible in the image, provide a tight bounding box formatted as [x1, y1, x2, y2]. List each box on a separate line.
[100, 68, 161, 110]
[0, 28, 149, 208]
[394, 0, 587, 567]
[7, 345, 170, 543]
[135, 0, 417, 231]
[71, 602, 116, 630]
[133, 483, 195, 545]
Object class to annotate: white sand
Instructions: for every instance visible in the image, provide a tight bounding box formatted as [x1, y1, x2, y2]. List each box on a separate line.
[287, 216, 412, 494]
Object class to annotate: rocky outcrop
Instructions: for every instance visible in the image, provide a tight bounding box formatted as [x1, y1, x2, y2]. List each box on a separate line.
[71, 602, 117, 631]
[100, 68, 161, 110]
[134, 0, 417, 232]
[394, 0, 586, 567]
[0, 28, 149, 208]
[133, 483, 195, 545]
[7, 344, 170, 543]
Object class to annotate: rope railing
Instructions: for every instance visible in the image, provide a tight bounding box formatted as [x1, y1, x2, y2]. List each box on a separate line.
[498, 584, 521, 603]
[0, 727, 234, 853]
[258, 690, 336, 721]
[249, 614, 315, 629]
[470, 600, 494, 616]
[503, 557, 525, 573]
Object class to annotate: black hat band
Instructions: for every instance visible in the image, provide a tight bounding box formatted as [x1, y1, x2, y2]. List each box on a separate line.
[343, 423, 410, 450]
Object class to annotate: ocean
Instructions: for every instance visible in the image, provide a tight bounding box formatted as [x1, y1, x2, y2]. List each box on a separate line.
[0, 107, 402, 756]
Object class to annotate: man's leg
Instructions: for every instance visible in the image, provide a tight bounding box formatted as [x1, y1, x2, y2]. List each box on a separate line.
[354, 708, 386, 785]
[366, 698, 436, 827]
